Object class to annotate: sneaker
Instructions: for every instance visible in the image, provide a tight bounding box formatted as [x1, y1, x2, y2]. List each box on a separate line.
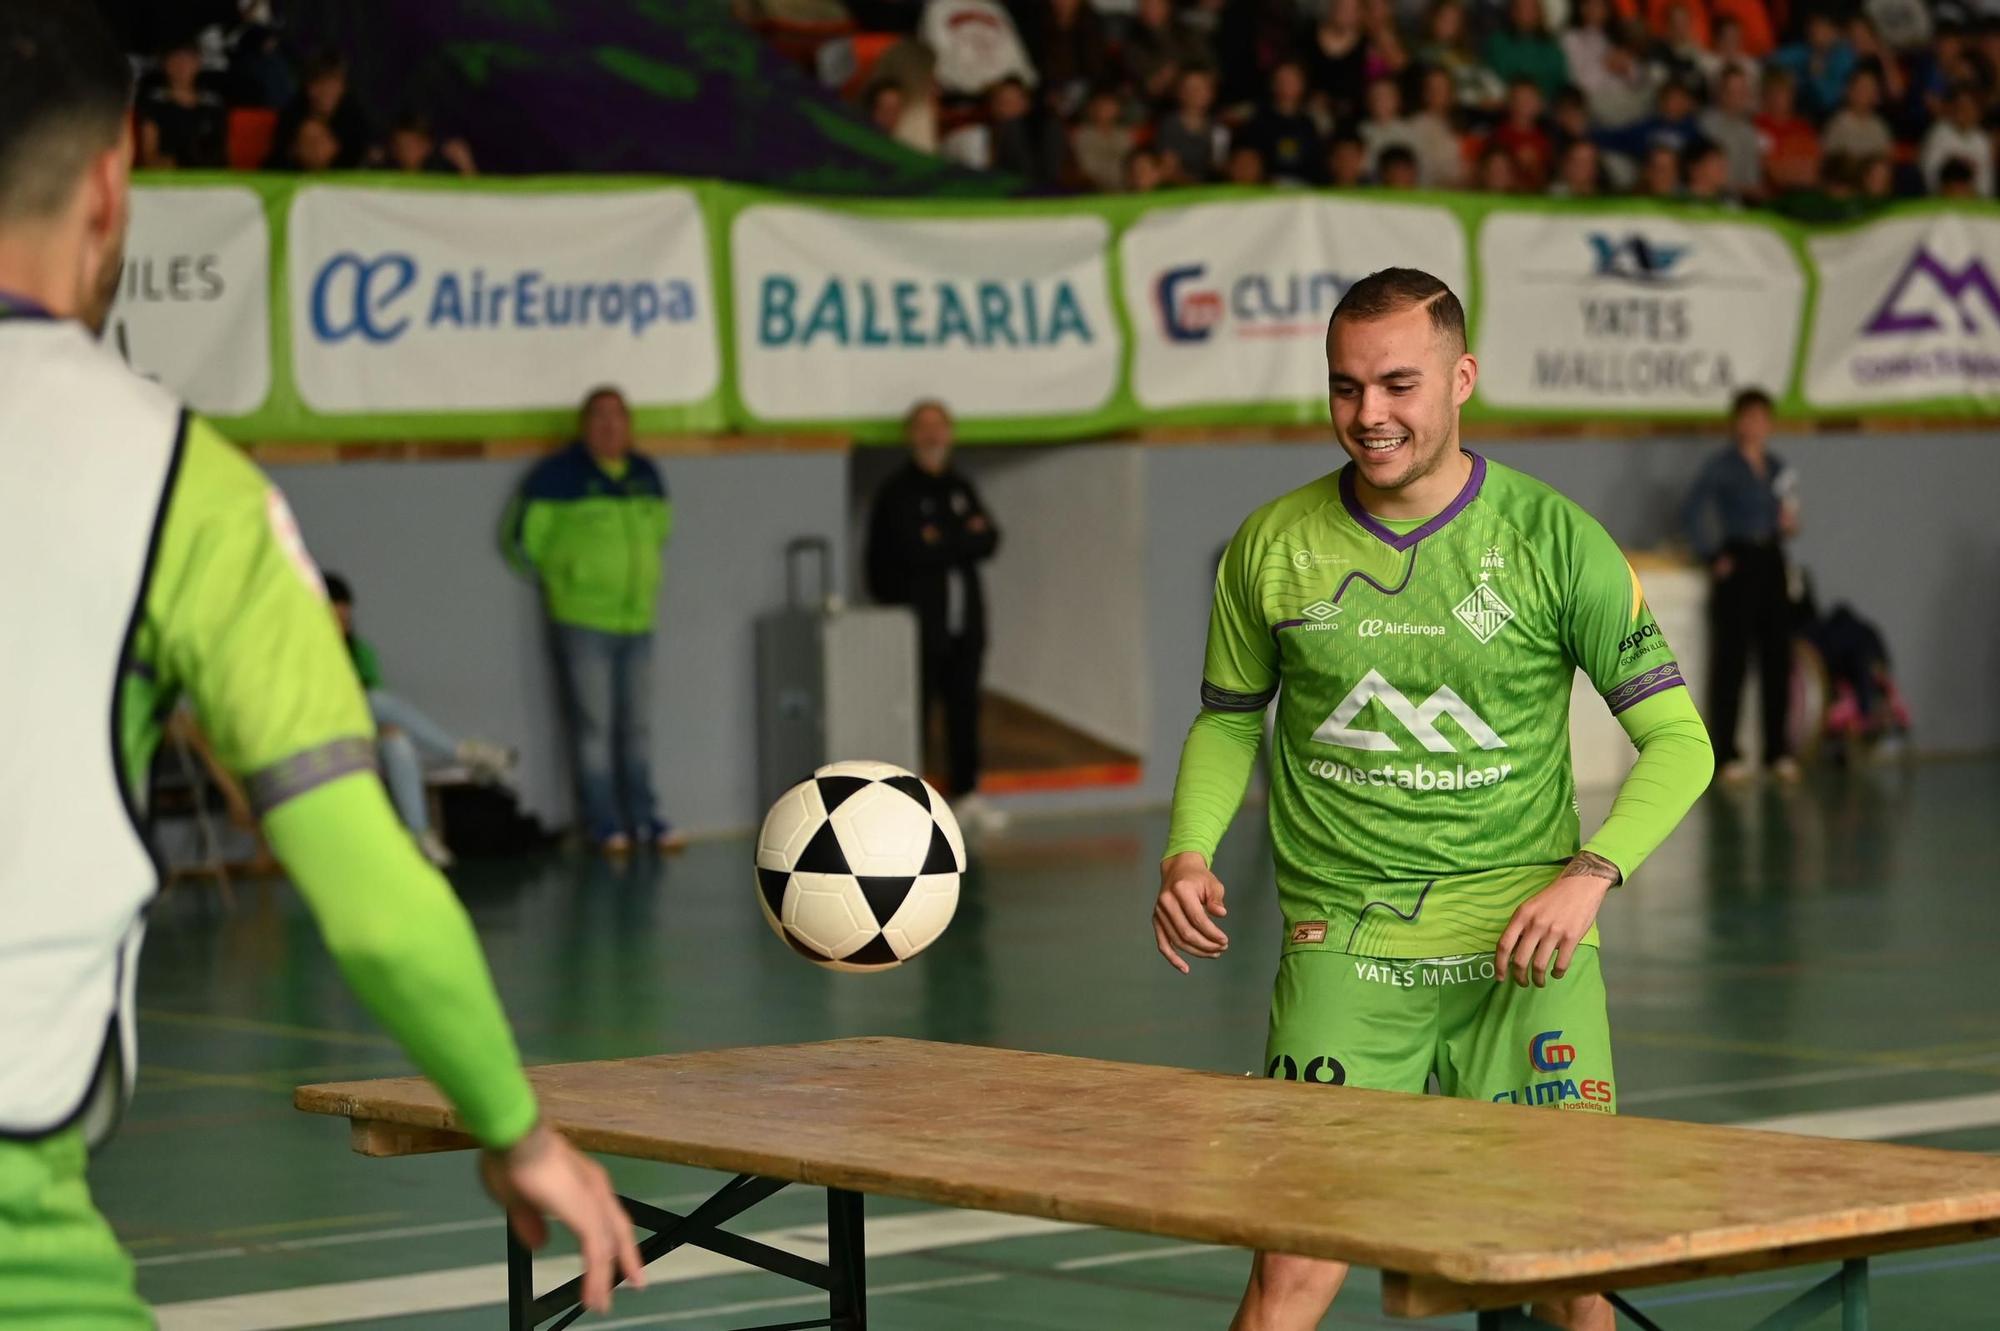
[641, 821, 689, 853]
[418, 828, 455, 869]
[1770, 756, 1803, 784]
[952, 793, 1010, 835]
[1717, 759, 1754, 786]
[455, 738, 517, 783]
[599, 832, 633, 858]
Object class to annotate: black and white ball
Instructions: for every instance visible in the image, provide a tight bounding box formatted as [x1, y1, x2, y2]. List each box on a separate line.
[755, 760, 965, 971]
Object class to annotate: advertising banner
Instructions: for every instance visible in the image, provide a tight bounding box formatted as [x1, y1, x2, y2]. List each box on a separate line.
[1474, 210, 1806, 413]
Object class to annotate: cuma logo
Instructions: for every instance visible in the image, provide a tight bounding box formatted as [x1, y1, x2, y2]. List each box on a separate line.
[311, 252, 698, 345]
[1156, 263, 1356, 343]
[1312, 668, 1506, 753]
[1862, 246, 2000, 337]
[1588, 234, 1689, 284]
[1157, 264, 1223, 342]
[1530, 1030, 1577, 1072]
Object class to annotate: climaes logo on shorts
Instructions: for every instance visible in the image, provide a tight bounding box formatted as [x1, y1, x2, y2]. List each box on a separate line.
[1493, 1029, 1612, 1110]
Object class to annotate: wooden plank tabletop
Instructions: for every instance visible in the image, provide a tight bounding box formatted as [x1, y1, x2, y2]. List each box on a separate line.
[296, 1038, 2000, 1294]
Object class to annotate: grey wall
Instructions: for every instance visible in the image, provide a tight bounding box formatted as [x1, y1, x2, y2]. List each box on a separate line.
[272, 451, 849, 836]
[276, 429, 1999, 835]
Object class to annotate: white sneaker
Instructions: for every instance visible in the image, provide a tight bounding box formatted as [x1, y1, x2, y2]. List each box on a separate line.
[455, 738, 516, 782]
[418, 829, 455, 868]
[952, 794, 1010, 835]
[1717, 759, 1755, 785]
[1770, 756, 1803, 784]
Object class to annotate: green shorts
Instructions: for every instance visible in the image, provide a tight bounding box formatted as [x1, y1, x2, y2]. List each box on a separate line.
[1264, 945, 1617, 1113]
[0, 1131, 150, 1330]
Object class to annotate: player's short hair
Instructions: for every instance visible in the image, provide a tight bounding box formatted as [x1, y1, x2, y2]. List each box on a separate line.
[0, 1, 131, 223]
[1729, 386, 1773, 419]
[580, 384, 628, 414]
[1328, 268, 1468, 358]
[322, 572, 354, 605]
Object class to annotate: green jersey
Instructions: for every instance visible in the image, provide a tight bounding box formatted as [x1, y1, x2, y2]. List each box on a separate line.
[1191, 453, 1687, 957]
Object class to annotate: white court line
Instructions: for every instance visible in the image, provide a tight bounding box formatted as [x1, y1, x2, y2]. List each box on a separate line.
[135, 1192, 718, 1269]
[1733, 1090, 2000, 1141]
[589, 1273, 1004, 1329]
[1623, 1050, 2000, 1107]
[151, 1208, 1079, 1331]
[1056, 1242, 1223, 1271]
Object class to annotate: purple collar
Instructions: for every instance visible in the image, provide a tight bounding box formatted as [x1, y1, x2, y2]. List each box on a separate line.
[1340, 451, 1487, 552]
[0, 289, 54, 321]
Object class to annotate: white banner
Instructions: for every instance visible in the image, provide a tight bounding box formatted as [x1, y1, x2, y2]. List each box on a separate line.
[732, 206, 1117, 422]
[1474, 213, 1805, 411]
[287, 186, 718, 414]
[1122, 197, 1469, 411]
[107, 186, 270, 417]
[1803, 212, 2000, 409]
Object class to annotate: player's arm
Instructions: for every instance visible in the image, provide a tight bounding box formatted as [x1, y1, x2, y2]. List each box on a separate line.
[1678, 455, 1722, 566]
[1498, 525, 1714, 987]
[1155, 526, 1275, 972]
[955, 479, 1001, 562]
[148, 419, 643, 1308]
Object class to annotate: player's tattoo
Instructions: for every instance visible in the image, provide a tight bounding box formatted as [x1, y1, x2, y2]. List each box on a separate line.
[1566, 851, 1623, 886]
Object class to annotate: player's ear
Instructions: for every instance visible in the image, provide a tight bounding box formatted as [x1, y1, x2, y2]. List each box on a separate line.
[1454, 352, 1478, 409]
[83, 123, 133, 246]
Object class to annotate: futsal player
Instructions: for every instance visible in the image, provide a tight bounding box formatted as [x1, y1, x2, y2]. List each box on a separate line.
[0, 5, 641, 1322]
[1152, 269, 1715, 1331]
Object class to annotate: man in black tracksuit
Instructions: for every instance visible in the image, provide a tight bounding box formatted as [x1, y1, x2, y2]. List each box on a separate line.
[865, 400, 1000, 801]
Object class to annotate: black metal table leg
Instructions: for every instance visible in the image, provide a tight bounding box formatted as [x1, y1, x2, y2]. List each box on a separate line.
[827, 1188, 867, 1329]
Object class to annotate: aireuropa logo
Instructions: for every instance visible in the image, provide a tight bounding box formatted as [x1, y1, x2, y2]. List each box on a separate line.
[310, 251, 699, 345]
[1862, 245, 2000, 337]
[1588, 233, 1690, 285]
[757, 272, 1093, 350]
[1154, 263, 1355, 343]
[1530, 1030, 1578, 1073]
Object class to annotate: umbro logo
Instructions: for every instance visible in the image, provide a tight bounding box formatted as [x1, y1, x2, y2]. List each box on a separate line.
[1301, 601, 1341, 622]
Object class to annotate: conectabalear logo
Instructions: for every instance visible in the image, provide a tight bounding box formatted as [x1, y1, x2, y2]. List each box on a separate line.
[1862, 246, 2000, 337]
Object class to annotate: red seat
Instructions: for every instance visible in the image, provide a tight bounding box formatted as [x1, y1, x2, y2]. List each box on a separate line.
[227, 107, 277, 170]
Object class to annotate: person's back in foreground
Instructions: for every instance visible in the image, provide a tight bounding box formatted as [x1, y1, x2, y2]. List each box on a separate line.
[0, 5, 641, 1322]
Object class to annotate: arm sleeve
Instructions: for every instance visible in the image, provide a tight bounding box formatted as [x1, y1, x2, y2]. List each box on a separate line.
[1561, 517, 1715, 882]
[1162, 521, 1278, 861]
[263, 774, 538, 1148]
[150, 419, 538, 1148]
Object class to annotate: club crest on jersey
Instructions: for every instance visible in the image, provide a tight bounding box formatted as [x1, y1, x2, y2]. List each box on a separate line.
[1454, 584, 1516, 644]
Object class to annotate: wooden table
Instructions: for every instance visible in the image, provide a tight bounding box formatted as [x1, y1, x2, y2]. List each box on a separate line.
[296, 1037, 2000, 1331]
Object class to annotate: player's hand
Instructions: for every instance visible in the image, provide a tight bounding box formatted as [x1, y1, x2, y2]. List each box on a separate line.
[1154, 851, 1228, 973]
[921, 523, 943, 544]
[1494, 855, 1620, 988]
[965, 514, 990, 534]
[479, 1122, 646, 1313]
[1710, 553, 1735, 580]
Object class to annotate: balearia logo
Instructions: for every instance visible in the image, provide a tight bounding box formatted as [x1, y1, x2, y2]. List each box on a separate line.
[1155, 263, 1358, 343]
[1357, 618, 1445, 639]
[759, 273, 1092, 349]
[311, 252, 698, 345]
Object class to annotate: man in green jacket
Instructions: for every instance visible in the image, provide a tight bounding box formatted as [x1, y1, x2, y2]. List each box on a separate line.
[504, 387, 680, 854]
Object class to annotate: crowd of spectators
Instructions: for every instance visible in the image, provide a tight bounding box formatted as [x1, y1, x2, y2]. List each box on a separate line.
[105, 2, 475, 175]
[764, 0, 2000, 215]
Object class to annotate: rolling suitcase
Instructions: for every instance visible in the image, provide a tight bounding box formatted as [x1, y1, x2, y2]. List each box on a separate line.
[755, 537, 921, 810]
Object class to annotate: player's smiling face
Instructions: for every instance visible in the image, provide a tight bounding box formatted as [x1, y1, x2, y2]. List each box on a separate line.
[1326, 302, 1476, 500]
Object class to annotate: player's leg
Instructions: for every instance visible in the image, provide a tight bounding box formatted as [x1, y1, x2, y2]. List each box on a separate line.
[0, 1135, 151, 1331]
[550, 624, 622, 847]
[1438, 946, 1617, 1331]
[1234, 950, 1437, 1331]
[611, 631, 667, 840]
[943, 633, 983, 799]
[1752, 552, 1795, 769]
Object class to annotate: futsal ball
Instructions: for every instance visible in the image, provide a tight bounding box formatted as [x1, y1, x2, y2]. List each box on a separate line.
[755, 760, 965, 971]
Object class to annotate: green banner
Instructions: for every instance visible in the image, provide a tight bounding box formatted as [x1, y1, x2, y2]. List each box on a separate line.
[116, 171, 2000, 444]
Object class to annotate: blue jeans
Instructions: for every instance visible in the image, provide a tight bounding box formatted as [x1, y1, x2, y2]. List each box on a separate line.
[550, 624, 661, 842]
[369, 689, 458, 838]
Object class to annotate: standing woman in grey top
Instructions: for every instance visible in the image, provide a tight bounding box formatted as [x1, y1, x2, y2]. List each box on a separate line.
[1681, 387, 1801, 784]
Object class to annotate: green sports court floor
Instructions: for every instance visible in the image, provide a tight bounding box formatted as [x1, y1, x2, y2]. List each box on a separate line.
[105, 760, 2000, 1330]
